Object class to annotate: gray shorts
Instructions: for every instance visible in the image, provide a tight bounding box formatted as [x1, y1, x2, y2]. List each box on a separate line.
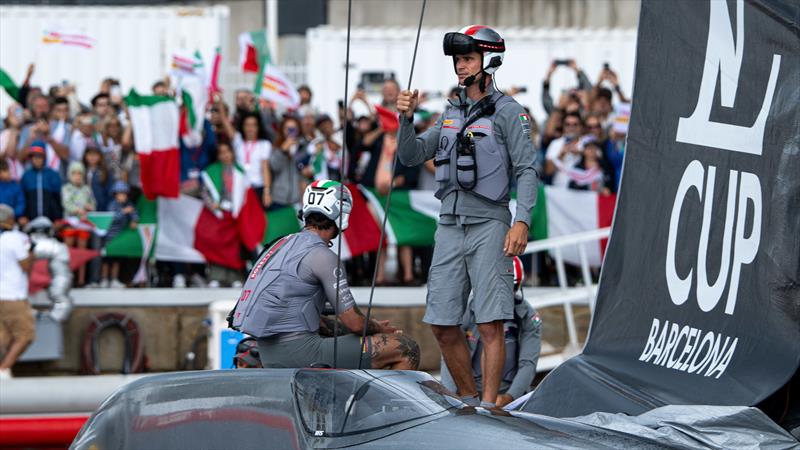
[257, 333, 372, 369]
[425, 219, 514, 325]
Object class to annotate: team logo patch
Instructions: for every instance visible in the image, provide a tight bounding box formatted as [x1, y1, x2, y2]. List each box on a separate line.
[442, 119, 460, 130]
[519, 113, 532, 138]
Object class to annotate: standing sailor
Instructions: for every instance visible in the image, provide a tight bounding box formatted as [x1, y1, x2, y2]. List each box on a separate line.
[230, 180, 420, 370]
[396, 25, 538, 409]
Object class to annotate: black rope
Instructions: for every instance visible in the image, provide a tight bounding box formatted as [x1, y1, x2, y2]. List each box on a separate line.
[359, 0, 427, 369]
[333, 0, 354, 370]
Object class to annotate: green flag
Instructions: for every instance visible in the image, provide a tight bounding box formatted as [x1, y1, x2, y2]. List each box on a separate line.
[0, 68, 21, 102]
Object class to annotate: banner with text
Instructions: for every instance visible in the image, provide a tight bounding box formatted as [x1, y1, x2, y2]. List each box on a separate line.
[524, 0, 799, 417]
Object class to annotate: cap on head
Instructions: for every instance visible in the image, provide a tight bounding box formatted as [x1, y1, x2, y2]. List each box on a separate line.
[111, 181, 130, 194]
[24, 216, 53, 233]
[68, 161, 85, 175]
[302, 180, 353, 231]
[443, 25, 505, 75]
[0, 203, 14, 224]
[29, 141, 47, 157]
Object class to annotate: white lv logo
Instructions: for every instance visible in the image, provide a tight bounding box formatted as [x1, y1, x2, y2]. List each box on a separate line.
[675, 0, 781, 155]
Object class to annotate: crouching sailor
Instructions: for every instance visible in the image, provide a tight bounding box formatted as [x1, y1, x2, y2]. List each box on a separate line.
[25, 216, 73, 322]
[229, 180, 420, 370]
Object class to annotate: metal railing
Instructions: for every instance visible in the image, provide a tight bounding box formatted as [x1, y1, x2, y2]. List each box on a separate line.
[522, 227, 611, 356]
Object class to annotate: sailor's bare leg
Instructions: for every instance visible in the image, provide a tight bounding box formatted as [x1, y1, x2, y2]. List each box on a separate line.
[477, 320, 504, 404]
[431, 325, 477, 397]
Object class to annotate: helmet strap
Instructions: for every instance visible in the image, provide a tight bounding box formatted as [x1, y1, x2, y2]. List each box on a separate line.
[479, 72, 489, 93]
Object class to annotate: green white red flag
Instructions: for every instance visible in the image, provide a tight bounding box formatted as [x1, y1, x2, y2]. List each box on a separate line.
[238, 30, 269, 73]
[125, 90, 180, 199]
[201, 161, 266, 250]
[530, 186, 616, 266]
[85, 185, 616, 269]
[171, 50, 207, 147]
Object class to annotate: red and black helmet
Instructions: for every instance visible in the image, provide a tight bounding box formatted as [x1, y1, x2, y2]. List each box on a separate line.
[512, 255, 525, 293]
[443, 25, 505, 74]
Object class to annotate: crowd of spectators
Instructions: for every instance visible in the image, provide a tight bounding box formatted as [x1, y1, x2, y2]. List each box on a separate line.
[0, 59, 629, 290]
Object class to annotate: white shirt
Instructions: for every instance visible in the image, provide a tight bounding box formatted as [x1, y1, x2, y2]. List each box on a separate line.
[233, 133, 272, 188]
[0, 229, 30, 300]
[546, 136, 581, 188]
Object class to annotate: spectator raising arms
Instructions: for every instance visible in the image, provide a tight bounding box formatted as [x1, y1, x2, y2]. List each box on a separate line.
[219, 110, 273, 209]
[69, 114, 100, 163]
[544, 112, 584, 188]
[99, 116, 126, 179]
[0, 109, 26, 181]
[19, 102, 69, 175]
[269, 116, 303, 208]
[305, 114, 342, 182]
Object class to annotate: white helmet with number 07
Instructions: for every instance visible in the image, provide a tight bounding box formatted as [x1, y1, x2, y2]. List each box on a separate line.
[301, 180, 353, 231]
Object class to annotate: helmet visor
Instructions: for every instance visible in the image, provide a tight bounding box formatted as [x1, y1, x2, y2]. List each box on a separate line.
[443, 32, 475, 56]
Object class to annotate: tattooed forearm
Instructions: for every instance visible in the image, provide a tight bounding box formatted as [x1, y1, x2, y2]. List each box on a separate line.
[318, 315, 353, 337]
[365, 319, 382, 336]
[351, 304, 382, 335]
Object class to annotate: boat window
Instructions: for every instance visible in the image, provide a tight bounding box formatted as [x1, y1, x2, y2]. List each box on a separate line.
[293, 370, 461, 437]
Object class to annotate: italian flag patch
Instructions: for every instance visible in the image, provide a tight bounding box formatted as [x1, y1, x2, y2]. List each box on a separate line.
[519, 113, 532, 137]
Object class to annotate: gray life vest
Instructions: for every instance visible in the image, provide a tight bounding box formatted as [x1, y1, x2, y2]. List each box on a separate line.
[434, 92, 515, 203]
[231, 230, 329, 338]
[470, 319, 520, 384]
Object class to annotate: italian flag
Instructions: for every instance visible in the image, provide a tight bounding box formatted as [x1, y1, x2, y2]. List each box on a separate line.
[201, 161, 266, 250]
[82, 185, 616, 270]
[172, 51, 207, 148]
[0, 68, 20, 102]
[239, 30, 269, 73]
[361, 187, 438, 247]
[263, 204, 301, 245]
[208, 47, 223, 98]
[155, 162, 265, 270]
[125, 90, 180, 199]
[87, 198, 158, 282]
[531, 186, 616, 267]
[87, 197, 158, 258]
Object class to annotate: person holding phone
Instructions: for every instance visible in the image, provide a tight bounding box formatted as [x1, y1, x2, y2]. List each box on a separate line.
[269, 116, 304, 208]
[541, 59, 593, 116]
